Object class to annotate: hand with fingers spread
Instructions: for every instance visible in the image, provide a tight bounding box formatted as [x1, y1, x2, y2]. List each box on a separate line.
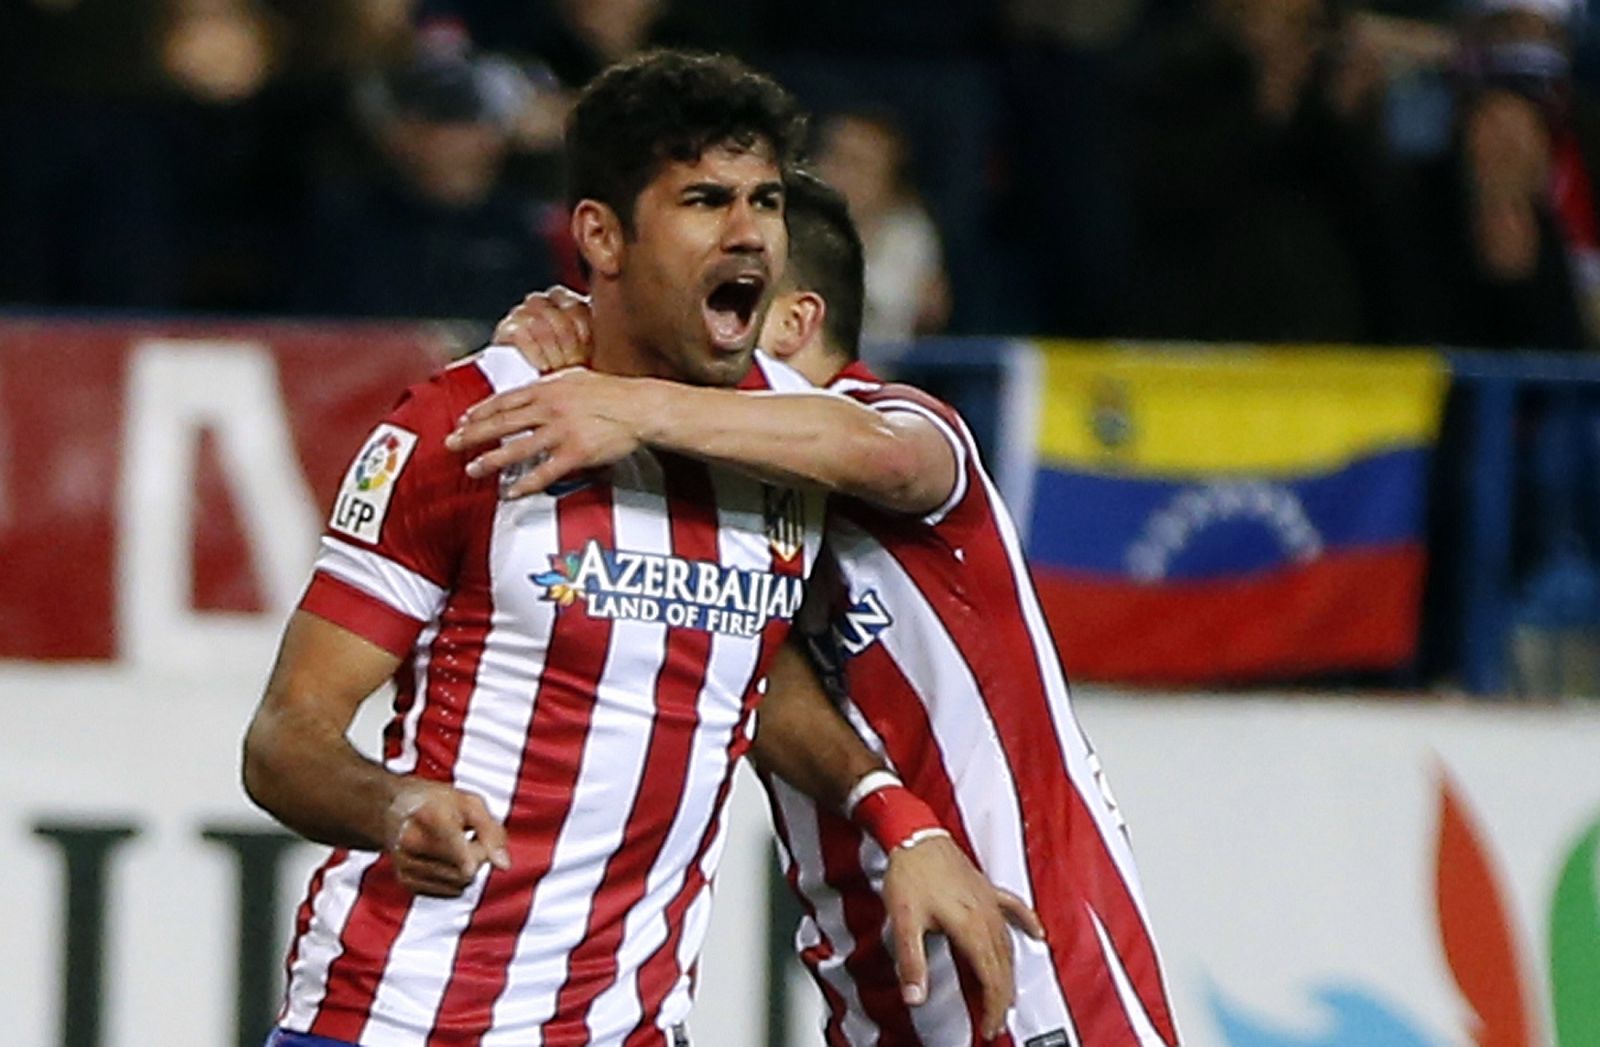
[445, 368, 650, 497]
[883, 833, 1045, 1042]
[492, 284, 594, 373]
[384, 779, 511, 898]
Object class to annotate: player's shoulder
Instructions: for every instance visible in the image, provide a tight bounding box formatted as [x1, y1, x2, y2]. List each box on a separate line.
[391, 344, 538, 434]
[825, 361, 961, 427]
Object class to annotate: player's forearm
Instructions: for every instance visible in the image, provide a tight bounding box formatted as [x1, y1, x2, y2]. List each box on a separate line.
[751, 641, 883, 811]
[242, 700, 403, 851]
[633, 381, 937, 512]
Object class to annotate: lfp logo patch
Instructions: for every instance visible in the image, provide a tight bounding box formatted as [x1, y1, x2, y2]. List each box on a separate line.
[331, 423, 418, 543]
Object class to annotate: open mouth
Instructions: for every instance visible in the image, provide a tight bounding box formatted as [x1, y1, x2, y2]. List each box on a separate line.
[702, 273, 766, 351]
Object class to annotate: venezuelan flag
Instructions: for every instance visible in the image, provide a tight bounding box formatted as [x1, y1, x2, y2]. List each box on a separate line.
[1025, 343, 1448, 685]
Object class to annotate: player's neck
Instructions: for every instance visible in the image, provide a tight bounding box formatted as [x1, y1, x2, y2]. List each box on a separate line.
[587, 286, 662, 379]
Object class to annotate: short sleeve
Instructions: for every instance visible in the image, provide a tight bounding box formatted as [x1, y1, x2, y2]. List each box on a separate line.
[300, 366, 492, 656]
[852, 383, 973, 527]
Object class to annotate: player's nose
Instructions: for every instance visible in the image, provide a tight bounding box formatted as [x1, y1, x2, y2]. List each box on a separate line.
[720, 199, 766, 253]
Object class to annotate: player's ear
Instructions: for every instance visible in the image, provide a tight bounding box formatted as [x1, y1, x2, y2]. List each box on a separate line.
[765, 290, 827, 361]
[572, 200, 624, 279]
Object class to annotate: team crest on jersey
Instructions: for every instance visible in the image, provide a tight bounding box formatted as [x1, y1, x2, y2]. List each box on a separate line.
[330, 424, 418, 544]
[763, 485, 806, 561]
[532, 539, 804, 637]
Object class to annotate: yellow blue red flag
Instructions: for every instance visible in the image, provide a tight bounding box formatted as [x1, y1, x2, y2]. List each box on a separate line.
[1025, 342, 1448, 684]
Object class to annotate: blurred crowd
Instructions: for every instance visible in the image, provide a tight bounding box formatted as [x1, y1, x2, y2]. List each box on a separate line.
[4, 0, 1600, 351]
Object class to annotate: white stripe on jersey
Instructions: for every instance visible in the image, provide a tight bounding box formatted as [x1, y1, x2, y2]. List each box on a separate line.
[907, 933, 971, 1047]
[281, 850, 382, 1031]
[316, 536, 448, 622]
[486, 453, 675, 1044]
[472, 342, 543, 389]
[751, 350, 818, 393]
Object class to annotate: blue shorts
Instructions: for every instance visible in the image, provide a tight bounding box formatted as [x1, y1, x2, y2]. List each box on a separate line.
[265, 1032, 353, 1047]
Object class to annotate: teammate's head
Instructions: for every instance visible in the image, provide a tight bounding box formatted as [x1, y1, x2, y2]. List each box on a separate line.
[759, 168, 866, 379]
[565, 50, 808, 387]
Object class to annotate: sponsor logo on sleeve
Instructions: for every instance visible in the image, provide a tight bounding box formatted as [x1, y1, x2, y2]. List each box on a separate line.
[1025, 1032, 1070, 1047]
[330, 423, 418, 544]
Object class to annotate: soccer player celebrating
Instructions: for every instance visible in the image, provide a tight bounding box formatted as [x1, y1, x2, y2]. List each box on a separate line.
[458, 171, 1182, 1046]
[243, 53, 1024, 1047]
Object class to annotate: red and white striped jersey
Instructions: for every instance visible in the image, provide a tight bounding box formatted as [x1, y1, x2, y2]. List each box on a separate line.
[279, 345, 825, 1047]
[766, 362, 1179, 1047]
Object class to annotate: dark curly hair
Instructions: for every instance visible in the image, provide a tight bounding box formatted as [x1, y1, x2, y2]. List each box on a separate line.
[784, 169, 864, 361]
[566, 50, 809, 233]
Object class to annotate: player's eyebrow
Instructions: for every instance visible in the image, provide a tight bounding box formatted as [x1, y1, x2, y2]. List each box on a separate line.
[680, 182, 737, 204]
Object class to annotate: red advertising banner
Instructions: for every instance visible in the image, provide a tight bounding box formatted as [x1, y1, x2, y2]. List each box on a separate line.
[0, 319, 459, 661]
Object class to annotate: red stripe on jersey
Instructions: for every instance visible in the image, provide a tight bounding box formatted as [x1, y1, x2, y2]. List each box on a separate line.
[862, 497, 1177, 1045]
[428, 483, 618, 1044]
[624, 482, 809, 1042]
[300, 571, 424, 658]
[544, 457, 720, 1040]
[310, 579, 498, 1042]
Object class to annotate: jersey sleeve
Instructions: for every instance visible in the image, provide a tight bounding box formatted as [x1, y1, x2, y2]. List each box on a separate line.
[849, 382, 974, 527]
[300, 367, 490, 656]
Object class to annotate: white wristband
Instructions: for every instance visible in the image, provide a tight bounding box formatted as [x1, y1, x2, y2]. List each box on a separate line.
[844, 769, 902, 818]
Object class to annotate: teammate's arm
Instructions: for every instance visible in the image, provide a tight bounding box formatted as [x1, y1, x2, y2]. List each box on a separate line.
[242, 611, 510, 897]
[751, 639, 1042, 1039]
[445, 291, 959, 514]
[449, 368, 956, 514]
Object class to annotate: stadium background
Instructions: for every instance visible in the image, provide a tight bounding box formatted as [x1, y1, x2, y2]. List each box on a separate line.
[6, 1, 1600, 1046]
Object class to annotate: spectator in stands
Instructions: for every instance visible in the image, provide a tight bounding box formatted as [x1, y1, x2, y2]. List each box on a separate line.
[410, 1, 753, 207]
[166, 0, 406, 313]
[1121, 0, 1422, 344]
[1406, 0, 1598, 349]
[295, 51, 558, 320]
[0, 0, 189, 308]
[816, 109, 952, 344]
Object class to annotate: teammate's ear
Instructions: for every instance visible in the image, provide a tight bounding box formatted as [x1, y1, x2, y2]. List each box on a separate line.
[766, 291, 827, 361]
[572, 200, 624, 279]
